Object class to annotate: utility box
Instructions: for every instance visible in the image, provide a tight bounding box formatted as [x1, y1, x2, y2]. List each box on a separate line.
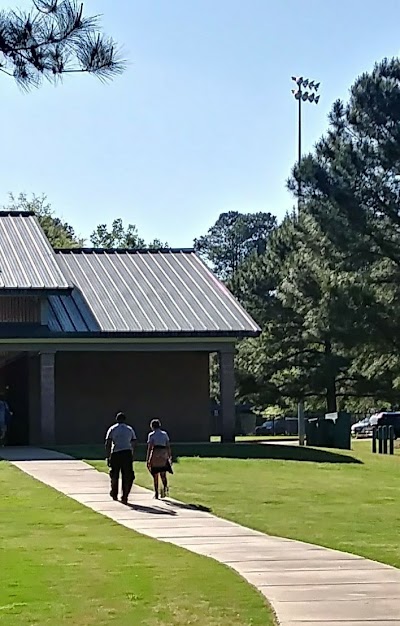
[305, 412, 351, 450]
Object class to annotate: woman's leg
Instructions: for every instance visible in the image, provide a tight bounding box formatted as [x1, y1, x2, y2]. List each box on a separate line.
[153, 472, 159, 498]
[160, 472, 168, 497]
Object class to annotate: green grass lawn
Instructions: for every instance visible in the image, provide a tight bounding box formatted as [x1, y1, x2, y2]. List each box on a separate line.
[0, 462, 275, 626]
[88, 440, 400, 569]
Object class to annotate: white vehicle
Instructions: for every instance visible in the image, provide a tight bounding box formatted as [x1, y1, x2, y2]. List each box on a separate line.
[369, 412, 400, 438]
[351, 417, 372, 438]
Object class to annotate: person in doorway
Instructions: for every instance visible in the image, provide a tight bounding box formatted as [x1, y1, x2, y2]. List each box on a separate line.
[105, 412, 137, 505]
[0, 396, 12, 447]
[146, 419, 172, 499]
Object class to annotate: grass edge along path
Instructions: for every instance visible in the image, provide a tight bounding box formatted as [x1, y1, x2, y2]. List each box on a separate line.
[0, 461, 276, 626]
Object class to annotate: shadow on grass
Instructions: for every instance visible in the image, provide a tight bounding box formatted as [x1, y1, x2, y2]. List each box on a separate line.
[51, 443, 363, 465]
[163, 500, 212, 513]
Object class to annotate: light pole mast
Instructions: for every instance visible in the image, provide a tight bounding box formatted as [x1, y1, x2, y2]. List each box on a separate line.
[291, 76, 320, 209]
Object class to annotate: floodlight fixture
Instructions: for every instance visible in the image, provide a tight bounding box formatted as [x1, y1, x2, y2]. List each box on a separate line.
[290, 75, 321, 209]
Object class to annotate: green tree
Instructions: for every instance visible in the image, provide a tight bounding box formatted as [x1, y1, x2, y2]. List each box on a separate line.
[147, 238, 170, 250]
[194, 211, 276, 281]
[0, 1, 124, 89]
[235, 208, 397, 412]
[2, 192, 82, 248]
[235, 57, 400, 413]
[288, 57, 400, 397]
[90, 219, 168, 249]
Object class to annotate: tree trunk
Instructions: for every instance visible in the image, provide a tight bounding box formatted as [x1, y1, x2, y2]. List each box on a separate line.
[326, 377, 337, 413]
[324, 339, 337, 413]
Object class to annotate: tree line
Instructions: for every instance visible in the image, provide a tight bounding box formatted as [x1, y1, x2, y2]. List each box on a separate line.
[6, 56, 400, 414]
[232, 58, 400, 415]
[195, 57, 400, 415]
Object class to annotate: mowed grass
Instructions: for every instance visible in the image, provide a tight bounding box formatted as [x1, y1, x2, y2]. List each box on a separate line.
[0, 462, 275, 626]
[90, 441, 400, 569]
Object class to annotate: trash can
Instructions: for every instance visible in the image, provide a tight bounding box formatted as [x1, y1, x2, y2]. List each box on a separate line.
[305, 417, 321, 446]
[326, 412, 351, 449]
[306, 412, 351, 449]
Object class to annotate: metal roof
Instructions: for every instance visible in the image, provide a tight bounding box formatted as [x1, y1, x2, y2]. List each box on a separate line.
[47, 290, 99, 333]
[0, 211, 70, 291]
[53, 249, 260, 337]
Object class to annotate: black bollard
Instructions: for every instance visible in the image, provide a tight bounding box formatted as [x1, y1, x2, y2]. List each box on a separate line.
[382, 426, 388, 454]
[372, 427, 377, 453]
[378, 426, 383, 454]
[389, 426, 395, 455]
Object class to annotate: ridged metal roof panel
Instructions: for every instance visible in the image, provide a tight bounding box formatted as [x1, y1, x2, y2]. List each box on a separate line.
[48, 291, 99, 333]
[55, 249, 260, 336]
[0, 212, 70, 290]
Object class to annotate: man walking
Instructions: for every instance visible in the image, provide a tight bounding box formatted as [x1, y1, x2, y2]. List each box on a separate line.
[105, 412, 137, 504]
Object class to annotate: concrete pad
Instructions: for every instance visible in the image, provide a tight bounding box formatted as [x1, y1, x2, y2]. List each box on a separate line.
[69, 493, 153, 503]
[98, 512, 178, 524]
[112, 519, 238, 529]
[67, 494, 119, 502]
[243, 568, 400, 587]
[169, 535, 296, 544]
[199, 546, 362, 561]
[236, 548, 361, 561]
[1, 447, 71, 461]
[262, 582, 400, 602]
[61, 486, 111, 492]
[106, 505, 178, 517]
[173, 546, 359, 561]
[37, 480, 110, 492]
[282, 622, 400, 626]
[226, 558, 385, 572]
[274, 598, 400, 622]
[131, 526, 260, 539]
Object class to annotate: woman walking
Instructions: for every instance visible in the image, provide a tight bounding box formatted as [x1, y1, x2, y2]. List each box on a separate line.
[146, 419, 172, 499]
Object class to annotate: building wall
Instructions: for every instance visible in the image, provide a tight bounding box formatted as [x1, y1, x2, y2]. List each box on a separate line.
[0, 296, 41, 323]
[55, 351, 211, 444]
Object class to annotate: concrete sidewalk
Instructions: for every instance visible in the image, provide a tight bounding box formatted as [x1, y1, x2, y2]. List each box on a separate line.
[2, 447, 400, 626]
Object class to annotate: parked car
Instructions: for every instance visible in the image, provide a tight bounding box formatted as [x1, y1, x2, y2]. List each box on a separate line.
[369, 412, 400, 438]
[255, 419, 286, 436]
[351, 417, 372, 438]
[283, 416, 298, 435]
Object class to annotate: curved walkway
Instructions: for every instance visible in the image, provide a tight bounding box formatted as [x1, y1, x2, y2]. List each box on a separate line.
[2, 447, 400, 626]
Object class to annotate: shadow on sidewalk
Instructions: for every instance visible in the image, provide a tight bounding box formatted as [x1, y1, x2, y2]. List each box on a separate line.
[124, 502, 177, 516]
[163, 500, 212, 514]
[0, 447, 72, 462]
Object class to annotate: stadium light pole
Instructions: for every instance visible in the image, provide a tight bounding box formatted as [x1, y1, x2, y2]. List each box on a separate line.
[291, 76, 320, 208]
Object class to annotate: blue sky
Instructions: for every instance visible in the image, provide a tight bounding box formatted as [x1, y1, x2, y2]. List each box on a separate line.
[1, 0, 400, 246]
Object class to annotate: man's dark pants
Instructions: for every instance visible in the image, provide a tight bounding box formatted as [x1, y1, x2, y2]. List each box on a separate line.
[109, 449, 134, 500]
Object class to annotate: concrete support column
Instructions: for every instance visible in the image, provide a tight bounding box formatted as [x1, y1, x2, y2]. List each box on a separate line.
[40, 352, 55, 445]
[219, 348, 235, 443]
